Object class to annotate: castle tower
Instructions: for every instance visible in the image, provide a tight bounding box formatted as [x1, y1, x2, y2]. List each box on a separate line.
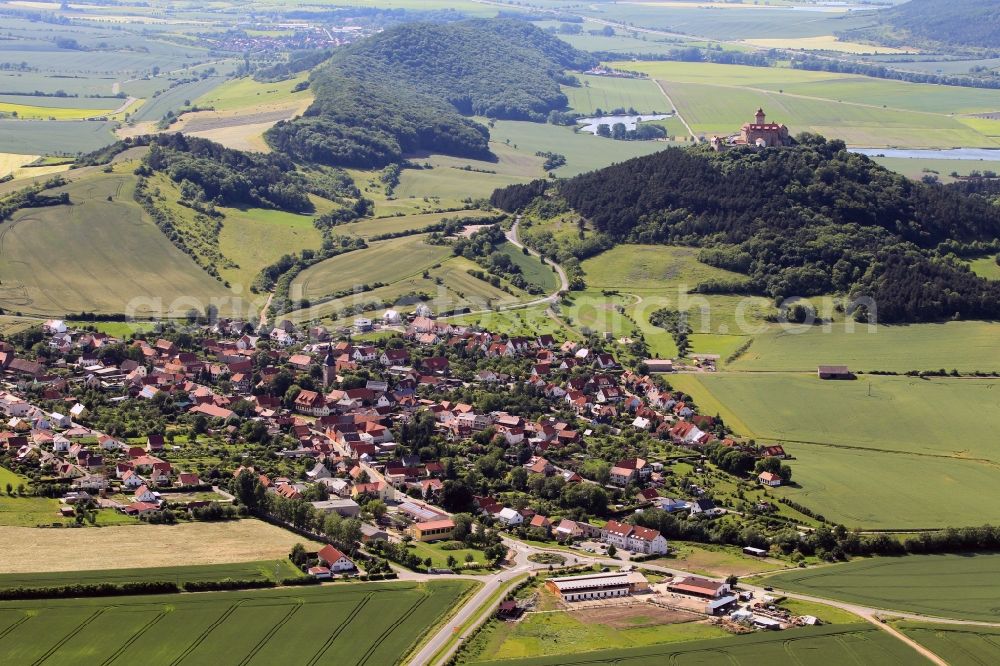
[322, 345, 336, 387]
[755, 108, 766, 125]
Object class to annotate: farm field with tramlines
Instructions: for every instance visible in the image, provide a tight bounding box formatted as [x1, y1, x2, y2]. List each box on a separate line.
[0, 580, 472, 665]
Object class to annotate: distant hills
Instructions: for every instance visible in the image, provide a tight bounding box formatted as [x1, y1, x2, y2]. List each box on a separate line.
[497, 136, 1000, 323]
[843, 0, 1000, 50]
[266, 19, 597, 169]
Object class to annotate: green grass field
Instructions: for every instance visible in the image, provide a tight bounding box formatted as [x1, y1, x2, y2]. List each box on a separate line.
[766, 554, 1000, 622]
[0, 467, 25, 491]
[406, 540, 489, 570]
[466, 623, 927, 666]
[968, 256, 1000, 281]
[193, 73, 310, 113]
[0, 580, 473, 665]
[217, 206, 322, 292]
[563, 75, 672, 115]
[0, 171, 234, 317]
[730, 321, 1000, 373]
[897, 622, 1000, 666]
[497, 241, 559, 293]
[608, 61, 1000, 147]
[335, 210, 496, 239]
[467, 607, 727, 662]
[488, 121, 668, 177]
[0, 495, 62, 527]
[576, 245, 774, 356]
[291, 235, 453, 302]
[870, 157, 1000, 182]
[0, 560, 301, 590]
[668, 373, 1000, 528]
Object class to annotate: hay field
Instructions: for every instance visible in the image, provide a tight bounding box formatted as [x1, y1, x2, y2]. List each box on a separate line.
[0, 520, 322, 573]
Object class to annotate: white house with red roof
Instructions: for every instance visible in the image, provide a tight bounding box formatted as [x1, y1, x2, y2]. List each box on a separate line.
[601, 519, 668, 555]
[317, 544, 355, 572]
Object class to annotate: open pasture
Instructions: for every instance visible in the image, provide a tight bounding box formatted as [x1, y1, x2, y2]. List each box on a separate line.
[467, 601, 725, 662]
[767, 554, 1000, 622]
[394, 144, 542, 207]
[217, 206, 322, 293]
[0, 172, 234, 317]
[898, 623, 1000, 666]
[576, 245, 772, 356]
[466, 623, 926, 666]
[0, 580, 472, 665]
[335, 210, 495, 239]
[497, 241, 559, 293]
[730, 320, 1000, 373]
[563, 75, 671, 115]
[489, 120, 667, 177]
[0, 520, 322, 573]
[194, 73, 311, 113]
[291, 235, 453, 303]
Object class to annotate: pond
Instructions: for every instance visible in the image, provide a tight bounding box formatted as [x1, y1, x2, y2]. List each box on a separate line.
[852, 148, 1000, 161]
[577, 114, 670, 135]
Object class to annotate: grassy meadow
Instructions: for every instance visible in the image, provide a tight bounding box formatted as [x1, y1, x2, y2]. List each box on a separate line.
[291, 235, 453, 302]
[0, 580, 473, 665]
[0, 170, 234, 318]
[466, 623, 926, 666]
[217, 206, 323, 292]
[766, 554, 1000, 622]
[193, 73, 311, 113]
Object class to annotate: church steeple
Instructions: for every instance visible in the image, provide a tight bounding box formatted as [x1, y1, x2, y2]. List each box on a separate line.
[322, 345, 335, 387]
[755, 108, 766, 125]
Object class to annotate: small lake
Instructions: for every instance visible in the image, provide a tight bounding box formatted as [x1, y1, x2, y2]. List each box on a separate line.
[577, 114, 670, 135]
[852, 148, 1000, 161]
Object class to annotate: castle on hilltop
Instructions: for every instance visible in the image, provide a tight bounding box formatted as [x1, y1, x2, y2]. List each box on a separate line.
[711, 108, 790, 152]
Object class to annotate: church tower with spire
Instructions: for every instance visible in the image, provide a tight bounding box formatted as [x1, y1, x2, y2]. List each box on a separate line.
[322, 345, 336, 387]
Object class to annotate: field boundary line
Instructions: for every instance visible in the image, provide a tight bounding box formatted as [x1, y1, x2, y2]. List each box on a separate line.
[32, 606, 110, 665]
[651, 79, 695, 140]
[306, 593, 373, 666]
[101, 610, 167, 666]
[358, 592, 429, 665]
[169, 599, 246, 665]
[237, 598, 303, 665]
[0, 614, 29, 642]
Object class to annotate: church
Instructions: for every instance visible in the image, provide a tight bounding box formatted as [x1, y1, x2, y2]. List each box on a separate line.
[711, 108, 790, 151]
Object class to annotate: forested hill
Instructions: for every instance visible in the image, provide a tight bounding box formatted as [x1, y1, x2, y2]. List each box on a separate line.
[266, 19, 597, 169]
[550, 136, 1000, 323]
[843, 0, 1000, 50]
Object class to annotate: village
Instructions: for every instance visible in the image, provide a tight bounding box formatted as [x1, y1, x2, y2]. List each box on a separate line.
[0, 311, 804, 616]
